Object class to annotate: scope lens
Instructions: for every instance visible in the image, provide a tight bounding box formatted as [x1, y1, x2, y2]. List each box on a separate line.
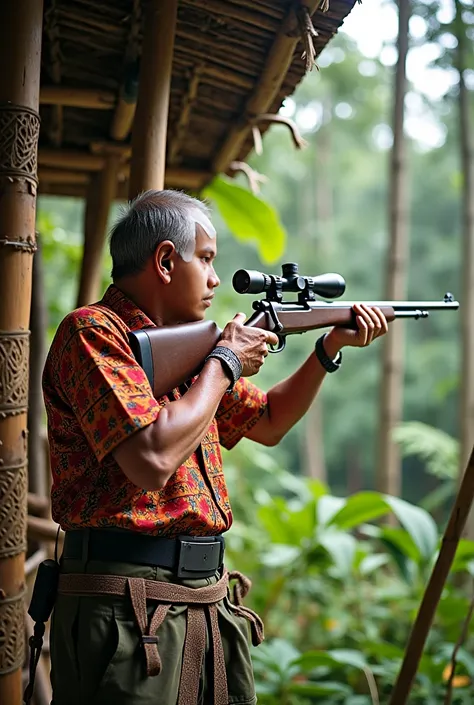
[232, 269, 267, 294]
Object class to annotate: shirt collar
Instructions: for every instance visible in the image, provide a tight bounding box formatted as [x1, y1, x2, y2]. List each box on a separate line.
[100, 284, 156, 331]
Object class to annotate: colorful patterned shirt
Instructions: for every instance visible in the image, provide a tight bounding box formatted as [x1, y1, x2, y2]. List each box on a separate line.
[42, 285, 267, 536]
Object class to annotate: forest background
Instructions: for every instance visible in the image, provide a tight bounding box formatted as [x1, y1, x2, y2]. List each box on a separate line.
[35, 0, 474, 702]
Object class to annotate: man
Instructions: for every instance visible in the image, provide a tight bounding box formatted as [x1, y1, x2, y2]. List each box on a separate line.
[42, 189, 388, 705]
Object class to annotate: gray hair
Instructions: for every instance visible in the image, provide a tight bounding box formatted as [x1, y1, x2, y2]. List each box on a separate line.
[109, 189, 212, 280]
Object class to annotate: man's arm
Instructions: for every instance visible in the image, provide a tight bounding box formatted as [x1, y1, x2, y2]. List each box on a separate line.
[245, 335, 341, 447]
[113, 358, 230, 490]
[114, 315, 278, 490]
[246, 303, 388, 447]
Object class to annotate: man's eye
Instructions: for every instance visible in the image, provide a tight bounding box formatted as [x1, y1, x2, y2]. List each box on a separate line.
[202, 256, 211, 263]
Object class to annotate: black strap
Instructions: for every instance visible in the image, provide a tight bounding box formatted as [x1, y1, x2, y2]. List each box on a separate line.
[23, 623, 45, 704]
[62, 529, 224, 572]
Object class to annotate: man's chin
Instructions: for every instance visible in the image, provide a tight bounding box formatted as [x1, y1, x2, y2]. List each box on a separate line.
[176, 311, 206, 324]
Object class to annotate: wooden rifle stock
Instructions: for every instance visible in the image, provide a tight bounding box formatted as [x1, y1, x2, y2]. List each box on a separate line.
[128, 320, 222, 398]
[127, 303, 397, 397]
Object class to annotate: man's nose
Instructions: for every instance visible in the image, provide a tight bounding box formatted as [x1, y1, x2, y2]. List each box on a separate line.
[210, 268, 220, 288]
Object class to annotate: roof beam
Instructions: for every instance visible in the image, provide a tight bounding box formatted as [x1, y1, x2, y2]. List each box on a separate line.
[37, 151, 212, 193]
[40, 85, 116, 110]
[212, 0, 323, 174]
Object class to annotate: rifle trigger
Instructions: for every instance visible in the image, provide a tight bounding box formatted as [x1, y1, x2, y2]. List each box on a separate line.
[266, 302, 283, 333]
[269, 335, 286, 354]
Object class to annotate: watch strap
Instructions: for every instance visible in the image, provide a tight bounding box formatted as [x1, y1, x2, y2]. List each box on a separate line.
[205, 345, 243, 391]
[315, 334, 342, 373]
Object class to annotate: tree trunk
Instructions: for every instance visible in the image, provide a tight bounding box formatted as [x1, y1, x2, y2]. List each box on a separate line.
[303, 400, 326, 483]
[454, 0, 474, 534]
[376, 0, 410, 498]
[347, 444, 363, 495]
[302, 102, 333, 483]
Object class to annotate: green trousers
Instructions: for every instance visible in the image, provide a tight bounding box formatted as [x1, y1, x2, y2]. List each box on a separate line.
[50, 557, 257, 705]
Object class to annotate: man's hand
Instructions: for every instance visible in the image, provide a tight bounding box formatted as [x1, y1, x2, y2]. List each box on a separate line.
[325, 303, 389, 354]
[220, 313, 279, 376]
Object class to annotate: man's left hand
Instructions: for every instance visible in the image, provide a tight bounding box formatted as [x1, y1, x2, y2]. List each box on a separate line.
[325, 303, 389, 352]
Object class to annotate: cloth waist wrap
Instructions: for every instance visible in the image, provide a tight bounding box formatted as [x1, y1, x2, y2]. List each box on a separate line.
[58, 569, 264, 705]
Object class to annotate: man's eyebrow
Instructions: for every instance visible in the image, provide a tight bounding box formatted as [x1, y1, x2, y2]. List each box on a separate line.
[199, 246, 216, 256]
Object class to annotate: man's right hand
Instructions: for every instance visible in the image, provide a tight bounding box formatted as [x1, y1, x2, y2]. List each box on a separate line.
[219, 313, 279, 377]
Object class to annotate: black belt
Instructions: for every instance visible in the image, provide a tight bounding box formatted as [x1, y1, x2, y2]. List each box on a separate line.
[62, 529, 225, 579]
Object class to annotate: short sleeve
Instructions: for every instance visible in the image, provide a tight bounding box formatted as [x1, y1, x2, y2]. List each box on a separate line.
[216, 377, 267, 450]
[58, 321, 165, 462]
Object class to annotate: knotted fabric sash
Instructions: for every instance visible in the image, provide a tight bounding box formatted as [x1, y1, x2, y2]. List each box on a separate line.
[58, 570, 264, 705]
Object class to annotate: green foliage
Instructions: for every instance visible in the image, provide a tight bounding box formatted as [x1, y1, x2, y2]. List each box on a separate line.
[222, 462, 474, 704]
[203, 176, 287, 264]
[393, 422, 459, 514]
[393, 422, 459, 480]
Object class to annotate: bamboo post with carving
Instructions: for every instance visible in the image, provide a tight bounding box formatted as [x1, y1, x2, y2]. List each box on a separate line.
[0, 2, 43, 704]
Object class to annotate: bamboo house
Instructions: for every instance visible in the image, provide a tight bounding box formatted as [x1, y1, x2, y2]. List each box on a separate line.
[0, 1, 358, 703]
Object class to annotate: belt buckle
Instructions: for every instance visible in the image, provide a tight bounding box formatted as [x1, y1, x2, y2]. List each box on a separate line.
[176, 536, 223, 579]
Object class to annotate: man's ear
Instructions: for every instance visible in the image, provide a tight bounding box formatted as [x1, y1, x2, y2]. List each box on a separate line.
[154, 240, 176, 282]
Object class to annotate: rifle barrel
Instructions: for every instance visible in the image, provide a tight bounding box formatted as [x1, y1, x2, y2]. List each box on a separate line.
[316, 300, 460, 311]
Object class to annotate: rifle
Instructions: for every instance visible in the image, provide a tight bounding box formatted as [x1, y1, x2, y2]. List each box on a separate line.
[128, 262, 459, 398]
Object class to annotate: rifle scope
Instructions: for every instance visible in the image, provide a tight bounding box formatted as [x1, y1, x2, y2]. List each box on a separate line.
[232, 263, 346, 300]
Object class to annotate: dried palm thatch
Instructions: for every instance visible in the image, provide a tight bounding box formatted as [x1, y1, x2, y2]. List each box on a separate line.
[38, 0, 359, 197]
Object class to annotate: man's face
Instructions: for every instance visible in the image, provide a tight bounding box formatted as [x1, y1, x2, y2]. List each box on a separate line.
[162, 225, 220, 324]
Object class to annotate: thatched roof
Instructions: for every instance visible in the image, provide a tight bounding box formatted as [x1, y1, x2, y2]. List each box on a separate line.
[38, 0, 358, 197]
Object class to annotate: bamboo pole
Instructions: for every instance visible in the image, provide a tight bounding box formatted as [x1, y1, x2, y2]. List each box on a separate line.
[38, 171, 211, 200]
[27, 516, 63, 546]
[388, 444, 474, 704]
[455, 0, 474, 499]
[38, 150, 210, 190]
[111, 97, 137, 141]
[110, 0, 141, 142]
[128, 0, 178, 196]
[40, 85, 116, 110]
[28, 236, 47, 498]
[38, 168, 90, 185]
[38, 183, 87, 199]
[38, 149, 105, 171]
[212, 0, 323, 174]
[76, 155, 119, 307]
[0, 2, 43, 704]
[27, 493, 49, 516]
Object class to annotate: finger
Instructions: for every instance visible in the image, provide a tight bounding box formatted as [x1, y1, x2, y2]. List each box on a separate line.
[353, 305, 369, 346]
[371, 307, 389, 337]
[359, 304, 379, 343]
[265, 331, 280, 346]
[233, 312, 247, 325]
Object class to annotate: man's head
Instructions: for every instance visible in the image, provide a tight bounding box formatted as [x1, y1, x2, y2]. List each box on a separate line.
[109, 189, 220, 324]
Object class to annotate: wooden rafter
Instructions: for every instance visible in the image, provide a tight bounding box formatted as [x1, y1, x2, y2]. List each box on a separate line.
[110, 0, 142, 141]
[212, 0, 325, 174]
[44, 0, 63, 147]
[168, 63, 205, 166]
[40, 85, 115, 109]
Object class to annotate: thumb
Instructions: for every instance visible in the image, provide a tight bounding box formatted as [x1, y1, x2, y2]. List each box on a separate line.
[233, 312, 247, 325]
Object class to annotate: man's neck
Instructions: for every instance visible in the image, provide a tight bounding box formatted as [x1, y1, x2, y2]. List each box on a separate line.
[113, 279, 166, 327]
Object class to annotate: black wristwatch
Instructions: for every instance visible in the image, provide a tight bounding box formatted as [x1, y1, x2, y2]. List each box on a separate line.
[205, 346, 243, 391]
[315, 334, 342, 373]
